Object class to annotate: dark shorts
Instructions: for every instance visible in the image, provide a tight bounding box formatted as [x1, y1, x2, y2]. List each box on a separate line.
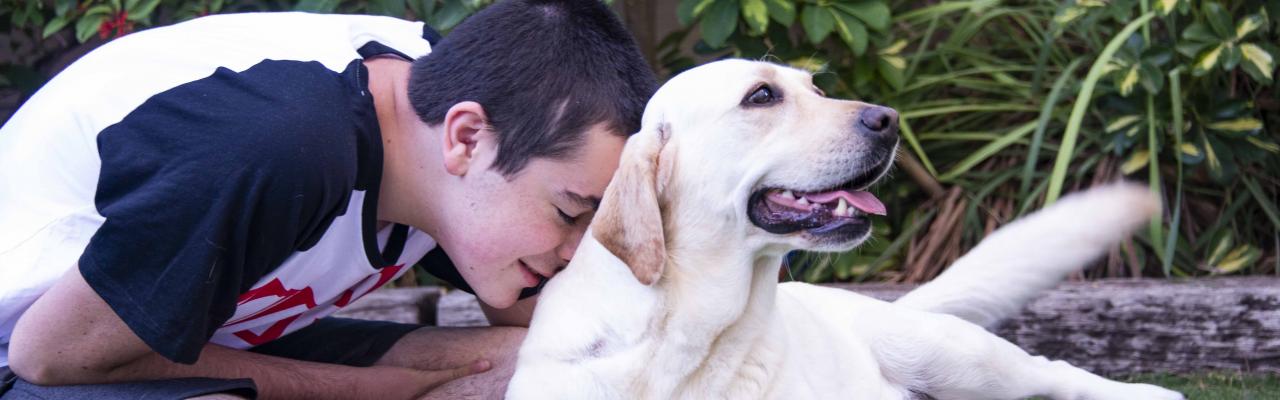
[0, 317, 421, 399]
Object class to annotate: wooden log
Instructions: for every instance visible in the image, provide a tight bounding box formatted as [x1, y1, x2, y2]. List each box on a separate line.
[830, 277, 1280, 376]
[348, 278, 1280, 375]
[333, 286, 442, 325]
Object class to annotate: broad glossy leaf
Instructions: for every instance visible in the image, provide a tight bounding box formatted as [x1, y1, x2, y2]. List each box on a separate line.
[42, 16, 69, 38]
[831, 8, 868, 55]
[802, 5, 835, 45]
[1235, 13, 1265, 40]
[1203, 2, 1233, 40]
[880, 39, 908, 55]
[1154, 0, 1181, 16]
[1193, 44, 1223, 76]
[764, 0, 795, 25]
[1116, 64, 1140, 96]
[877, 55, 905, 90]
[1221, 43, 1241, 71]
[700, 0, 739, 48]
[1212, 244, 1261, 274]
[1121, 149, 1150, 175]
[677, 0, 713, 26]
[742, 0, 769, 35]
[1240, 43, 1275, 82]
[1180, 22, 1218, 44]
[126, 0, 161, 22]
[1139, 62, 1164, 94]
[833, 0, 890, 31]
[1179, 142, 1205, 164]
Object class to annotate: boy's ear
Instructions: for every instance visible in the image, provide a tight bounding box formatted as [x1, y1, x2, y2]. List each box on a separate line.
[593, 123, 671, 286]
[441, 101, 489, 176]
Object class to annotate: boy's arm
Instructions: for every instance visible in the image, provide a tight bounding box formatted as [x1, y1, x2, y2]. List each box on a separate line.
[8, 265, 486, 399]
[480, 296, 538, 327]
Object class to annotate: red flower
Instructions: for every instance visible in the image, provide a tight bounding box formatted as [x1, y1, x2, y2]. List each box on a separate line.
[97, 11, 132, 39]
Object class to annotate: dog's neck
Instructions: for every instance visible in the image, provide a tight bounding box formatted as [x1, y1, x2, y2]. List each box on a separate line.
[634, 219, 790, 397]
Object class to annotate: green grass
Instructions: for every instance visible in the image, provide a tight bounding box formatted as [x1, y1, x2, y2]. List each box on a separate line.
[1125, 372, 1280, 399]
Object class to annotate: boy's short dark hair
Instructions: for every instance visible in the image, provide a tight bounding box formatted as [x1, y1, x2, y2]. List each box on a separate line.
[408, 0, 657, 177]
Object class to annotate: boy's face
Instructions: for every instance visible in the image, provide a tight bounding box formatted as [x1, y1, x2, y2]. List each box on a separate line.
[437, 124, 626, 309]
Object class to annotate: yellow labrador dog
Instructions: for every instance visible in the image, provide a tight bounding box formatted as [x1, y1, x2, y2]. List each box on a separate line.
[507, 60, 1183, 400]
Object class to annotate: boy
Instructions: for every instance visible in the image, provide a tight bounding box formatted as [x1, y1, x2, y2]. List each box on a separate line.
[0, 0, 656, 398]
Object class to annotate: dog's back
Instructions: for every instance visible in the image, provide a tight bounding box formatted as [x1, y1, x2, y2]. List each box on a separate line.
[894, 183, 1160, 329]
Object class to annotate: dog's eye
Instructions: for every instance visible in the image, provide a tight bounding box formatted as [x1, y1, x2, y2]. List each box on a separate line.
[746, 85, 777, 106]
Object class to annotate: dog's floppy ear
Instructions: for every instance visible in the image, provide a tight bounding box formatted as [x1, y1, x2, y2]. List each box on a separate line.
[593, 123, 670, 285]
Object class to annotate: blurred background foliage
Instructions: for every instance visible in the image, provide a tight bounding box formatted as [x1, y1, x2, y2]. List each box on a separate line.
[1, 0, 1276, 285]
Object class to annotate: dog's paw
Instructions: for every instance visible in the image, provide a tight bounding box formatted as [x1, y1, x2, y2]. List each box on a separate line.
[1104, 383, 1185, 400]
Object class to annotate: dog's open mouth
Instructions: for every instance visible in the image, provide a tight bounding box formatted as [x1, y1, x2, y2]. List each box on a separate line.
[748, 160, 890, 238]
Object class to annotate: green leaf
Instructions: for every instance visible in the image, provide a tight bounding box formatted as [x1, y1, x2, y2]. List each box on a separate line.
[1178, 142, 1205, 164]
[1202, 135, 1227, 181]
[1243, 176, 1280, 230]
[1246, 136, 1279, 153]
[1192, 44, 1223, 76]
[833, 0, 890, 31]
[42, 16, 70, 38]
[1203, 1, 1233, 40]
[1206, 233, 1234, 266]
[127, 0, 161, 22]
[368, 0, 407, 17]
[880, 39, 907, 55]
[1240, 43, 1275, 82]
[1121, 149, 1150, 175]
[801, 5, 835, 45]
[1053, 6, 1088, 26]
[1106, 115, 1142, 133]
[294, 0, 341, 13]
[1207, 117, 1263, 133]
[877, 54, 905, 90]
[1212, 244, 1260, 274]
[1221, 42, 1241, 71]
[75, 13, 108, 43]
[1154, 0, 1181, 16]
[763, 0, 795, 25]
[831, 8, 868, 55]
[55, 0, 75, 16]
[430, 0, 471, 31]
[1116, 64, 1139, 96]
[700, 0, 739, 48]
[1139, 62, 1164, 93]
[1235, 13, 1265, 40]
[741, 0, 769, 35]
[1180, 22, 1218, 44]
[677, 0, 708, 26]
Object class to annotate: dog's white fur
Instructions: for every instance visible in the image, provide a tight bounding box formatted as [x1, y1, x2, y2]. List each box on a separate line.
[507, 60, 1183, 400]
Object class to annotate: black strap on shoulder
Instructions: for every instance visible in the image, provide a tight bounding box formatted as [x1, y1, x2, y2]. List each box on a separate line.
[422, 24, 442, 46]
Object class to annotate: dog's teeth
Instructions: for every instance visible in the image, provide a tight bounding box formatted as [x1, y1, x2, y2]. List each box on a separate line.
[782, 190, 795, 199]
[836, 198, 848, 216]
[796, 198, 809, 206]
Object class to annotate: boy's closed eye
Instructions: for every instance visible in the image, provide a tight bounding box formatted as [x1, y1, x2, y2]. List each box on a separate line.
[557, 190, 601, 225]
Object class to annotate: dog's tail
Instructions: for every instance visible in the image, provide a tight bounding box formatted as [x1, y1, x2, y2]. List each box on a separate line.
[893, 182, 1160, 329]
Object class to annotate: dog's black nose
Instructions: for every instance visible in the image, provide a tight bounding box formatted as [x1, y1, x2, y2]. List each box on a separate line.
[857, 106, 899, 136]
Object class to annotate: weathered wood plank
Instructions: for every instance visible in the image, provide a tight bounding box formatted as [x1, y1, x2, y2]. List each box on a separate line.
[350, 278, 1280, 375]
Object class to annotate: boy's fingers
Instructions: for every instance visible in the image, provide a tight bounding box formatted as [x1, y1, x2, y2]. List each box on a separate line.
[416, 359, 492, 392]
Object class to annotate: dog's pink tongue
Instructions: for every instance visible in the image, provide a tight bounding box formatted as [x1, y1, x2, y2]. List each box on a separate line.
[803, 190, 887, 215]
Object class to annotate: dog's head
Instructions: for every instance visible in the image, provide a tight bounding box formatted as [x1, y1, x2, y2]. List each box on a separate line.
[593, 59, 899, 285]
